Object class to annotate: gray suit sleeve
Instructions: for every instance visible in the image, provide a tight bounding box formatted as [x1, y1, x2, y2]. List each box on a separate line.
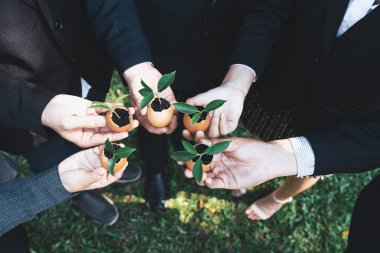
[0, 166, 72, 235]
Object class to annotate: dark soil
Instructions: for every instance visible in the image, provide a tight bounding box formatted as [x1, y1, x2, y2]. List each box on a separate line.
[192, 144, 213, 165]
[104, 144, 121, 163]
[150, 97, 171, 112]
[189, 106, 208, 123]
[111, 108, 131, 127]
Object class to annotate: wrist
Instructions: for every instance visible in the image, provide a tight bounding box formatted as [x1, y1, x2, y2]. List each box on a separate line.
[269, 139, 298, 178]
[41, 94, 60, 128]
[58, 163, 73, 193]
[222, 65, 254, 96]
[123, 62, 155, 86]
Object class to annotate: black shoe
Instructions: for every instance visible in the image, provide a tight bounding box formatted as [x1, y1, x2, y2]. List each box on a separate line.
[117, 161, 142, 184]
[73, 191, 119, 225]
[145, 173, 167, 211]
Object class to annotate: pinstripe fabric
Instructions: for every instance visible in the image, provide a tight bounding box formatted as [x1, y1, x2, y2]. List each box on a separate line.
[289, 137, 316, 177]
[0, 154, 71, 236]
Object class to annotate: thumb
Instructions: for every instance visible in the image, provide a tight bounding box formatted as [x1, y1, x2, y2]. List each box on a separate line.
[186, 92, 208, 106]
[209, 138, 239, 153]
[65, 115, 106, 129]
[80, 168, 107, 187]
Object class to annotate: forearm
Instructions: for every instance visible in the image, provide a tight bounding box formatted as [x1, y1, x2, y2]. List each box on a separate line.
[0, 167, 71, 235]
[0, 70, 55, 136]
[221, 65, 255, 96]
[229, 0, 296, 79]
[84, 0, 152, 73]
[304, 119, 380, 175]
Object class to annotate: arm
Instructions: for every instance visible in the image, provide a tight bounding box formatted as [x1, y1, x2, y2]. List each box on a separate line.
[0, 167, 70, 236]
[0, 70, 55, 136]
[305, 119, 380, 175]
[229, 0, 296, 79]
[84, 0, 152, 74]
[0, 146, 126, 235]
[84, 0, 178, 134]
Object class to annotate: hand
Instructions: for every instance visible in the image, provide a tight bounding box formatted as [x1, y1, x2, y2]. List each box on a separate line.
[41, 95, 138, 148]
[123, 62, 178, 134]
[183, 137, 297, 189]
[58, 146, 125, 193]
[185, 65, 254, 138]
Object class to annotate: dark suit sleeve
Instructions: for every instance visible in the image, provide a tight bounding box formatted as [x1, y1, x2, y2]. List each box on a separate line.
[84, 0, 153, 74]
[0, 166, 71, 235]
[229, 0, 296, 78]
[0, 70, 55, 136]
[305, 119, 380, 176]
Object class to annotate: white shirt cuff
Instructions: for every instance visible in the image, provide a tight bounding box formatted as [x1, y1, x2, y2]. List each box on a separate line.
[289, 136, 315, 177]
[229, 64, 257, 82]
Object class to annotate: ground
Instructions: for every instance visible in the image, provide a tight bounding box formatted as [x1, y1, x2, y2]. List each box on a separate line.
[14, 75, 379, 253]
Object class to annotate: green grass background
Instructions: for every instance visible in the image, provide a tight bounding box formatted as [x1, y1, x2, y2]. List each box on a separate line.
[15, 74, 379, 253]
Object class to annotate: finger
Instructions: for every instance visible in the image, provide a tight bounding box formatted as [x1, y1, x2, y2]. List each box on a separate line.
[82, 167, 107, 187]
[204, 177, 226, 189]
[186, 93, 207, 106]
[193, 131, 205, 143]
[133, 96, 147, 116]
[198, 138, 213, 147]
[208, 111, 221, 138]
[130, 119, 140, 130]
[65, 115, 107, 130]
[184, 169, 194, 178]
[166, 113, 178, 134]
[219, 114, 230, 136]
[182, 130, 193, 141]
[82, 132, 129, 147]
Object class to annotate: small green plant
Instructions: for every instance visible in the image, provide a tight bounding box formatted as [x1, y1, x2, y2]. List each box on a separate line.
[171, 139, 230, 182]
[103, 138, 135, 175]
[138, 71, 176, 109]
[89, 94, 130, 110]
[173, 100, 226, 125]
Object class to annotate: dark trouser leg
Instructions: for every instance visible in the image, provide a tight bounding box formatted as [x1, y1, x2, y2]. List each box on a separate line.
[346, 174, 380, 253]
[138, 127, 168, 210]
[0, 225, 29, 253]
[138, 127, 168, 174]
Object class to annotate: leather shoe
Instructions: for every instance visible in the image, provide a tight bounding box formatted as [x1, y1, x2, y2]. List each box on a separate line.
[117, 161, 142, 184]
[145, 173, 167, 211]
[73, 191, 119, 225]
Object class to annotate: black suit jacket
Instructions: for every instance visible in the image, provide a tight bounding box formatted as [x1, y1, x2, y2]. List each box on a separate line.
[0, 0, 113, 153]
[244, 0, 380, 175]
[86, 0, 259, 94]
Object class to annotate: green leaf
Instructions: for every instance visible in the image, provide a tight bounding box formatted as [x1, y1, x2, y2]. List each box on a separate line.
[191, 112, 202, 125]
[104, 139, 115, 154]
[139, 88, 153, 97]
[204, 141, 231, 155]
[170, 151, 196, 162]
[172, 102, 199, 114]
[108, 156, 116, 175]
[140, 92, 154, 110]
[89, 101, 110, 110]
[157, 71, 176, 92]
[141, 79, 153, 91]
[204, 99, 227, 112]
[192, 157, 203, 183]
[113, 94, 130, 104]
[181, 140, 197, 155]
[115, 147, 136, 158]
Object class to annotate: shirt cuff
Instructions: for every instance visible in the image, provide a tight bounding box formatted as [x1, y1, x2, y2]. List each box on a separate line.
[229, 64, 257, 82]
[289, 137, 316, 177]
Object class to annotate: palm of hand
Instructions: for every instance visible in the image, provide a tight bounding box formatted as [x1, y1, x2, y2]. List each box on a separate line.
[206, 138, 272, 189]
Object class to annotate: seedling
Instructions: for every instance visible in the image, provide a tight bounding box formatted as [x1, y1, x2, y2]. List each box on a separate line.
[90, 94, 133, 132]
[171, 139, 230, 182]
[173, 100, 226, 133]
[139, 71, 176, 127]
[99, 138, 135, 175]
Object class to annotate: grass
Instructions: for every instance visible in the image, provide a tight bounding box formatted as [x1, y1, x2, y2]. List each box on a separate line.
[15, 74, 379, 252]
